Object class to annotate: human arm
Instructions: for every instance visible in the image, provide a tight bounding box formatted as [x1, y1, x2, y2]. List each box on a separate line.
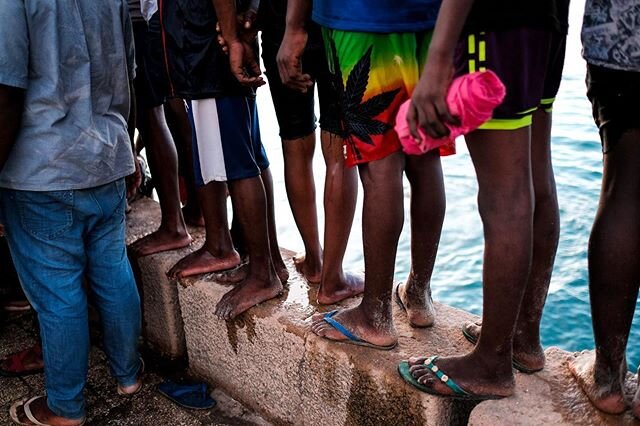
[276, 0, 313, 92]
[0, 85, 24, 173]
[407, 0, 474, 141]
[212, 0, 264, 87]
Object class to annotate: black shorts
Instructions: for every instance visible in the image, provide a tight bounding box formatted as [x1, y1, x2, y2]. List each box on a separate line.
[586, 64, 640, 153]
[133, 15, 169, 109]
[455, 27, 567, 130]
[261, 37, 341, 140]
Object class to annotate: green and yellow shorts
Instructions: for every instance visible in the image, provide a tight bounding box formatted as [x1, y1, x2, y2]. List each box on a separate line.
[454, 27, 567, 130]
[321, 28, 455, 167]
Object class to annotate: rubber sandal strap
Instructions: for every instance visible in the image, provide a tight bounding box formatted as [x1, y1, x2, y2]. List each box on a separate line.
[424, 356, 470, 396]
[322, 311, 362, 343]
[24, 396, 52, 426]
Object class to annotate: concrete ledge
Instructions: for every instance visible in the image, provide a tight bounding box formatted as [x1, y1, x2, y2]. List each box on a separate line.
[126, 198, 203, 359]
[126, 198, 619, 424]
[469, 348, 639, 425]
[178, 269, 481, 425]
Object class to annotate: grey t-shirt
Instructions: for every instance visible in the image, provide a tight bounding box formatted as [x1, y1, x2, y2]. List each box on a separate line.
[0, 0, 136, 191]
[582, 0, 640, 72]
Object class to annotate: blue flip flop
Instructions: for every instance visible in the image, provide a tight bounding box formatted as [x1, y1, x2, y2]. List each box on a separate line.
[156, 380, 216, 410]
[320, 310, 397, 350]
[398, 356, 502, 401]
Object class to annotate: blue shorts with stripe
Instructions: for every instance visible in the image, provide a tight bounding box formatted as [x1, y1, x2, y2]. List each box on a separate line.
[186, 97, 270, 185]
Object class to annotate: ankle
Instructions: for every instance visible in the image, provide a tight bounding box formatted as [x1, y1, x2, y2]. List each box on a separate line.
[203, 241, 236, 258]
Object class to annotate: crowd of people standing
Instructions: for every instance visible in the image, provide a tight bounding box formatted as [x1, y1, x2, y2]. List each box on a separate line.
[0, 0, 639, 424]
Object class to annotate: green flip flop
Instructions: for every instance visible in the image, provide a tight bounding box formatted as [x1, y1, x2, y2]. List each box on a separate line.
[398, 356, 503, 401]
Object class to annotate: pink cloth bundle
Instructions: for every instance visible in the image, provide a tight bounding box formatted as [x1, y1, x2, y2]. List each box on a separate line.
[395, 70, 506, 156]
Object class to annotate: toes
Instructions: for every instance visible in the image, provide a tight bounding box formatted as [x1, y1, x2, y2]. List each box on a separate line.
[310, 322, 325, 335]
[408, 356, 427, 366]
[310, 313, 325, 324]
[311, 323, 330, 337]
[418, 373, 436, 386]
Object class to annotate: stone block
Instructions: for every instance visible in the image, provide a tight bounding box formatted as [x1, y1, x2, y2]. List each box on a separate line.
[469, 348, 639, 425]
[126, 198, 204, 359]
[178, 260, 481, 426]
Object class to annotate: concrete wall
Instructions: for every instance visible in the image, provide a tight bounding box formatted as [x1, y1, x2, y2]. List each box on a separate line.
[127, 198, 628, 425]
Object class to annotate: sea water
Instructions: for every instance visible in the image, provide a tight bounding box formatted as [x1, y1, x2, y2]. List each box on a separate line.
[256, 0, 640, 370]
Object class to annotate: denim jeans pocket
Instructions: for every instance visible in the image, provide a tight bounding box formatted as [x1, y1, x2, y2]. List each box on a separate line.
[15, 190, 74, 240]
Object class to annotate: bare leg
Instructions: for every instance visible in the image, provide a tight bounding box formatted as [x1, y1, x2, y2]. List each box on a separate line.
[317, 131, 363, 304]
[167, 181, 240, 279]
[165, 98, 204, 227]
[464, 108, 560, 371]
[282, 134, 323, 283]
[215, 176, 283, 320]
[409, 127, 533, 398]
[398, 150, 445, 327]
[569, 128, 640, 415]
[130, 105, 192, 256]
[261, 167, 290, 283]
[311, 152, 404, 348]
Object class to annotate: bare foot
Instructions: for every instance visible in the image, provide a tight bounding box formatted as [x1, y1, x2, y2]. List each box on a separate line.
[310, 305, 397, 348]
[569, 351, 627, 415]
[215, 263, 248, 284]
[216, 262, 289, 284]
[118, 378, 143, 395]
[214, 273, 283, 320]
[632, 369, 640, 419]
[317, 272, 364, 305]
[462, 321, 545, 372]
[273, 256, 290, 284]
[167, 247, 241, 280]
[408, 353, 515, 398]
[11, 396, 84, 426]
[396, 281, 435, 328]
[293, 253, 322, 284]
[130, 228, 193, 257]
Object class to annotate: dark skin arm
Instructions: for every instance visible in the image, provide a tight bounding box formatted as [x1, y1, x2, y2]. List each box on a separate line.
[0, 83, 25, 233]
[276, 0, 313, 92]
[212, 0, 264, 87]
[407, 0, 473, 141]
[0, 84, 24, 173]
[126, 80, 141, 199]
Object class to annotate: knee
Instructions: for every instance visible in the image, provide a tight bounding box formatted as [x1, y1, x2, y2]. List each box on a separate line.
[478, 187, 534, 231]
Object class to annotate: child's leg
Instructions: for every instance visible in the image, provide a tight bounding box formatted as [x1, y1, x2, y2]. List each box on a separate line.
[311, 29, 439, 348]
[409, 127, 533, 398]
[398, 150, 445, 328]
[570, 64, 640, 416]
[215, 173, 283, 320]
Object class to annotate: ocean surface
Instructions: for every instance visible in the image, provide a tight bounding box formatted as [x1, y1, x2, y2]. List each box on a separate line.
[255, 0, 640, 370]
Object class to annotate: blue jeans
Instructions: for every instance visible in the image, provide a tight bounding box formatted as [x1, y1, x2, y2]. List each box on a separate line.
[0, 179, 141, 419]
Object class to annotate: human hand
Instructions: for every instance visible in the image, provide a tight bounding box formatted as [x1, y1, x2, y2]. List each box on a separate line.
[227, 39, 265, 87]
[407, 53, 459, 142]
[216, 9, 258, 54]
[277, 28, 313, 92]
[126, 157, 142, 200]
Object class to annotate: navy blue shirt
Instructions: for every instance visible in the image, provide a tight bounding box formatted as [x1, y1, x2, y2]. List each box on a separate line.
[312, 0, 441, 33]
